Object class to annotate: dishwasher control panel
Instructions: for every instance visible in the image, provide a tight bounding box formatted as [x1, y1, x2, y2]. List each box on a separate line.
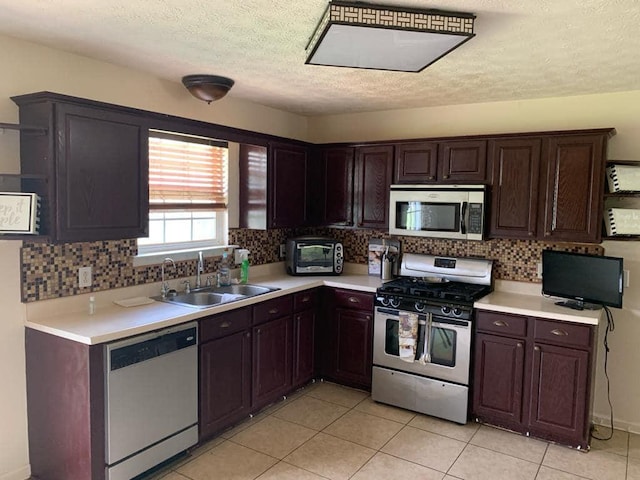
[109, 326, 197, 371]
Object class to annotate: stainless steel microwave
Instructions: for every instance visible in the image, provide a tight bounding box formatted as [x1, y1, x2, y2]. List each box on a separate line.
[285, 236, 344, 275]
[389, 185, 487, 241]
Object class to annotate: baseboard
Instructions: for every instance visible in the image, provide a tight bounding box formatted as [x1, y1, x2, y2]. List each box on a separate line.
[592, 413, 640, 435]
[0, 465, 31, 480]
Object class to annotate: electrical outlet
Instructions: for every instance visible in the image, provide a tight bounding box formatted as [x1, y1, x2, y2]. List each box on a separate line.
[279, 244, 286, 259]
[537, 262, 543, 279]
[78, 266, 92, 288]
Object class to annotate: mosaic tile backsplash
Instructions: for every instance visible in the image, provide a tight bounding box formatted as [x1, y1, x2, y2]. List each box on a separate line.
[20, 228, 603, 302]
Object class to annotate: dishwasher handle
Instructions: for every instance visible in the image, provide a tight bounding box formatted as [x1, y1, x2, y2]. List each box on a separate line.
[109, 326, 197, 371]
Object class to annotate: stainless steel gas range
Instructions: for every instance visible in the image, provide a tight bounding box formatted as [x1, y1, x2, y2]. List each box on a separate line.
[372, 253, 493, 424]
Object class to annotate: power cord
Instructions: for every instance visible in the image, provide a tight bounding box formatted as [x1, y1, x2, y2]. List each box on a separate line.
[591, 305, 615, 441]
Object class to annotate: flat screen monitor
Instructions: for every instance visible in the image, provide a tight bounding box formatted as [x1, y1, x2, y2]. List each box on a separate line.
[542, 250, 623, 310]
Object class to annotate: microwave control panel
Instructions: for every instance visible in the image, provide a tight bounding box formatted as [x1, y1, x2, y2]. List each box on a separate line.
[468, 203, 483, 234]
[334, 243, 343, 273]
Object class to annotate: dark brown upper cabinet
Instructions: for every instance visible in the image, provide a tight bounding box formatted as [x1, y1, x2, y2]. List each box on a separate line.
[12, 92, 149, 243]
[538, 134, 607, 243]
[489, 138, 542, 239]
[321, 146, 355, 226]
[394, 142, 438, 183]
[439, 139, 488, 183]
[354, 145, 394, 229]
[394, 140, 488, 184]
[239, 142, 310, 229]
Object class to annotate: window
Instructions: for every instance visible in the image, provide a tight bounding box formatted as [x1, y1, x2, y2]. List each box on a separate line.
[138, 130, 228, 254]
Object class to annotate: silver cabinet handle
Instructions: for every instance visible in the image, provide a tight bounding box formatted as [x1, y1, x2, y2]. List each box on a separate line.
[269, 308, 279, 314]
[551, 329, 568, 336]
[493, 320, 509, 327]
[220, 321, 231, 329]
[348, 297, 360, 303]
[301, 296, 310, 303]
[534, 346, 540, 351]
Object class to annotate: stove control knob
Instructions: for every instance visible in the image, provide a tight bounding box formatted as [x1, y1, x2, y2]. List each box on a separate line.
[380, 297, 390, 307]
[453, 308, 463, 317]
[414, 302, 425, 312]
[441, 306, 451, 315]
[390, 298, 401, 308]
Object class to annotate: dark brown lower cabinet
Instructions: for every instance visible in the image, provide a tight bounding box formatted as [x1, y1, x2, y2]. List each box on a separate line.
[252, 313, 293, 410]
[322, 288, 374, 390]
[199, 308, 252, 441]
[473, 310, 596, 449]
[292, 290, 318, 388]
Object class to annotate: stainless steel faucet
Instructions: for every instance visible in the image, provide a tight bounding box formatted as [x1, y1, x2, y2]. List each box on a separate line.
[161, 258, 176, 298]
[196, 251, 204, 289]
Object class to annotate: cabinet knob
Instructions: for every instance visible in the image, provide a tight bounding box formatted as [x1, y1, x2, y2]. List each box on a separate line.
[220, 321, 231, 329]
[534, 346, 540, 351]
[366, 315, 371, 320]
[246, 332, 251, 338]
[257, 328, 261, 335]
[301, 296, 310, 303]
[528, 232, 534, 236]
[493, 320, 509, 327]
[443, 175, 449, 179]
[551, 328, 568, 336]
[269, 308, 279, 314]
[517, 342, 523, 348]
[348, 297, 360, 303]
[428, 176, 435, 180]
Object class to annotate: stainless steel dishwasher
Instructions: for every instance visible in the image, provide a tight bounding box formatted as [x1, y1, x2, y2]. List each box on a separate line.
[105, 322, 198, 480]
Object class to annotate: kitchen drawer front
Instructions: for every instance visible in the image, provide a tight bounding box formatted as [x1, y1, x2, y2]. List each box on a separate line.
[333, 289, 373, 311]
[200, 307, 251, 342]
[534, 319, 593, 349]
[294, 289, 318, 312]
[476, 311, 527, 338]
[253, 295, 292, 325]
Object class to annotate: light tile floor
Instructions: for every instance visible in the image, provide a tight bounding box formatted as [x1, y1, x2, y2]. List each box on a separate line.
[145, 382, 639, 480]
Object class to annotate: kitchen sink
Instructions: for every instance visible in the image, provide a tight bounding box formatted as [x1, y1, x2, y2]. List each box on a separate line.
[153, 283, 280, 308]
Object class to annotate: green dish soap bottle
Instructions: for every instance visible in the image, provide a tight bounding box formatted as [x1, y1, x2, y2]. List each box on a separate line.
[240, 250, 250, 284]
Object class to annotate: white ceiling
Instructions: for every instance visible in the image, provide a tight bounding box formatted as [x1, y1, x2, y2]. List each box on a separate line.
[1, 0, 639, 116]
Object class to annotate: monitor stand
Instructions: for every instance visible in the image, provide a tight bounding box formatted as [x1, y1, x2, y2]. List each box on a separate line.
[554, 300, 601, 311]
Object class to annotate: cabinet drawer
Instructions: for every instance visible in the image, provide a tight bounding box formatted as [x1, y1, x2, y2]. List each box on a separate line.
[333, 289, 373, 311]
[200, 307, 251, 342]
[476, 311, 527, 338]
[534, 319, 592, 349]
[294, 289, 318, 312]
[253, 295, 292, 325]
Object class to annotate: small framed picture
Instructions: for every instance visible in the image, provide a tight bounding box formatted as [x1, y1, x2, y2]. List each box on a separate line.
[0, 192, 40, 234]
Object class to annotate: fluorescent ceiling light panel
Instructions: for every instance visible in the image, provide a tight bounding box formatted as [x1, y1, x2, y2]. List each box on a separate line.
[306, 1, 476, 73]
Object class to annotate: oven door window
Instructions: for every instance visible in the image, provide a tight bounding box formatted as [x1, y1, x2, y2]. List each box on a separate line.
[384, 318, 456, 367]
[296, 243, 333, 268]
[395, 201, 460, 232]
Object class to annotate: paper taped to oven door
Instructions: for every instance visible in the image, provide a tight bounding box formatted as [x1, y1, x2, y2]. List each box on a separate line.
[399, 312, 419, 362]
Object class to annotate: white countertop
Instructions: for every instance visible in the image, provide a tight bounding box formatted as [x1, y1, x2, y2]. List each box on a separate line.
[474, 290, 602, 326]
[25, 265, 384, 345]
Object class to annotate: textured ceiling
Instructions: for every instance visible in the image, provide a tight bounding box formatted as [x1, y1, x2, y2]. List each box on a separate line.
[1, 0, 639, 116]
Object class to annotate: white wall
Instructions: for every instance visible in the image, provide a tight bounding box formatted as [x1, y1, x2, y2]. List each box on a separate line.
[0, 33, 308, 480]
[309, 91, 640, 433]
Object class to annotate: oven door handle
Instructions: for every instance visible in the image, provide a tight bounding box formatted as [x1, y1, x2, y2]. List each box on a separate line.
[420, 312, 433, 364]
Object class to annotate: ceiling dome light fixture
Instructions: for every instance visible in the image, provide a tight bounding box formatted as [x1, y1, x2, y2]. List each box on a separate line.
[181, 74, 235, 104]
[306, 1, 475, 72]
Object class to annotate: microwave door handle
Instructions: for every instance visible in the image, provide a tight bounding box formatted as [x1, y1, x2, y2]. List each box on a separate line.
[460, 201, 468, 234]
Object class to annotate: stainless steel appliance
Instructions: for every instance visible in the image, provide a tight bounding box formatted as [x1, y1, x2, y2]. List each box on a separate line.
[105, 323, 198, 480]
[372, 253, 492, 424]
[389, 184, 487, 240]
[286, 236, 343, 275]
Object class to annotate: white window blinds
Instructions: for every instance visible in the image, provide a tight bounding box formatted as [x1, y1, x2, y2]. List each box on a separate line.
[148, 131, 228, 210]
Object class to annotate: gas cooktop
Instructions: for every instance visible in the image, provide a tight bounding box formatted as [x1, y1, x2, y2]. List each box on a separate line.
[378, 277, 492, 304]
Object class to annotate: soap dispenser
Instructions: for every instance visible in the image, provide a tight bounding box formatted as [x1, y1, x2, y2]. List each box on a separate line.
[240, 251, 250, 284]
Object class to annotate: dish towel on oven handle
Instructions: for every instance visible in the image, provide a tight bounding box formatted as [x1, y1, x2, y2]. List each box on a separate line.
[399, 312, 419, 362]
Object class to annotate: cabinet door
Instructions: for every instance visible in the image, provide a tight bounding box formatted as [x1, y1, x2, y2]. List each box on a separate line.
[354, 145, 393, 229]
[394, 142, 438, 183]
[439, 140, 488, 183]
[489, 138, 541, 238]
[528, 343, 590, 448]
[322, 147, 355, 225]
[252, 315, 292, 409]
[292, 309, 316, 388]
[55, 103, 148, 242]
[200, 330, 252, 439]
[334, 307, 373, 389]
[473, 332, 526, 429]
[269, 143, 309, 228]
[539, 135, 605, 243]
